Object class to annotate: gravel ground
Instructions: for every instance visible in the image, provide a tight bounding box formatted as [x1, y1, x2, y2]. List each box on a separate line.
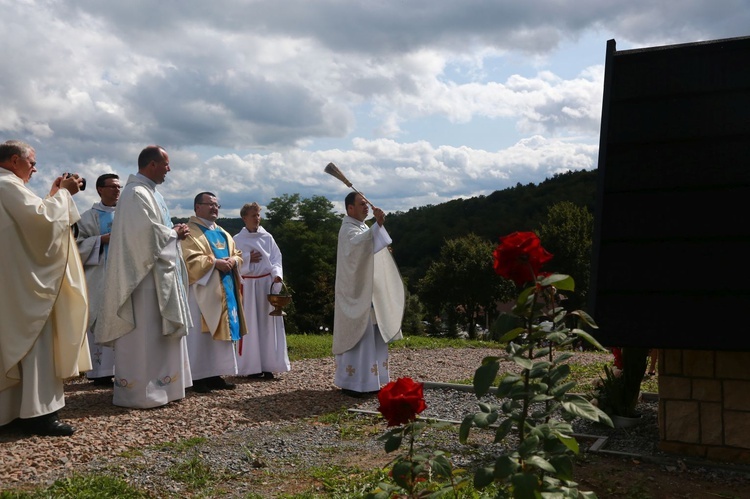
[1, 347, 747, 497]
[0, 346, 507, 488]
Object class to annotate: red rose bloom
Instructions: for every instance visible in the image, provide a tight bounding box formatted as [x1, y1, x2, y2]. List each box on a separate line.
[493, 231, 553, 286]
[612, 347, 623, 370]
[377, 377, 427, 427]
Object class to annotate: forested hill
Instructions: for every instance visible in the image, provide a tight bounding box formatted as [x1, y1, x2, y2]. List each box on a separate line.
[180, 169, 596, 286]
[173, 169, 596, 333]
[386, 169, 597, 286]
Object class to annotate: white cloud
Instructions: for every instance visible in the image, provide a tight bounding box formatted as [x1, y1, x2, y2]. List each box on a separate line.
[2, 0, 747, 217]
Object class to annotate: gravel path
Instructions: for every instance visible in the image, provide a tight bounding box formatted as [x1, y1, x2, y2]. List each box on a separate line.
[0, 348, 673, 495]
[0, 347, 512, 486]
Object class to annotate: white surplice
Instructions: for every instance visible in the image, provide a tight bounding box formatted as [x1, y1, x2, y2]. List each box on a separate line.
[76, 202, 115, 379]
[233, 226, 291, 375]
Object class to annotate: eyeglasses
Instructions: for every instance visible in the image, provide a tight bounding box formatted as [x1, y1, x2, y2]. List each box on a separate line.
[197, 202, 221, 209]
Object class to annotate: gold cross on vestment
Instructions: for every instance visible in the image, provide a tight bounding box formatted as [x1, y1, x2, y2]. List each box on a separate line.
[371, 364, 379, 375]
[346, 365, 356, 376]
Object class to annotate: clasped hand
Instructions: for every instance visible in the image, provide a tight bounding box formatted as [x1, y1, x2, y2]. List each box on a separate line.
[214, 257, 235, 273]
[174, 223, 190, 240]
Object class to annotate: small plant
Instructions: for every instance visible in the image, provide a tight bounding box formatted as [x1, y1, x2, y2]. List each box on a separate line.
[593, 347, 648, 418]
[366, 377, 466, 498]
[460, 231, 611, 497]
[166, 455, 216, 491]
[16, 474, 149, 498]
[594, 364, 634, 417]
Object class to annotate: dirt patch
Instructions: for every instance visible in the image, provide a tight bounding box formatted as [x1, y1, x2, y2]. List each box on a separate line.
[576, 453, 750, 498]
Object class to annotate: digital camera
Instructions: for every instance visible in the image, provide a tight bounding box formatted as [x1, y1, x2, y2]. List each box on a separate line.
[63, 172, 86, 191]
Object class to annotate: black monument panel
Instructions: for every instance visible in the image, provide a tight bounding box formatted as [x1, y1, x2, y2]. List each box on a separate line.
[591, 36, 750, 350]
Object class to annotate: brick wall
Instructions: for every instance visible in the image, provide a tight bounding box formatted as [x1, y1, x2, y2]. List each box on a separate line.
[659, 349, 750, 463]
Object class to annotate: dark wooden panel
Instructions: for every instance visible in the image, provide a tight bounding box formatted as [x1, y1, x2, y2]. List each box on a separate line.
[606, 92, 750, 143]
[611, 37, 750, 100]
[598, 187, 750, 240]
[591, 36, 750, 351]
[591, 292, 750, 350]
[601, 138, 750, 192]
[595, 240, 750, 291]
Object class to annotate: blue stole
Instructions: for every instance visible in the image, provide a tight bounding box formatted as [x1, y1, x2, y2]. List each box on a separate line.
[199, 226, 241, 341]
[149, 183, 188, 311]
[96, 209, 114, 258]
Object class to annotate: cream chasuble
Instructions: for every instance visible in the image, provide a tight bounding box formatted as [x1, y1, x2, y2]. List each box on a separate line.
[0, 169, 90, 394]
[332, 216, 404, 355]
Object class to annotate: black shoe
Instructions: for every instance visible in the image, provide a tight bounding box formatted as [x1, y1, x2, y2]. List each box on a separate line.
[341, 389, 367, 398]
[206, 376, 236, 390]
[246, 373, 265, 379]
[192, 379, 212, 393]
[23, 413, 75, 437]
[91, 376, 113, 386]
[262, 372, 275, 380]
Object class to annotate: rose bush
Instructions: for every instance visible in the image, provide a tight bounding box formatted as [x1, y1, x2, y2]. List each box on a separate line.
[461, 231, 609, 497]
[369, 232, 609, 498]
[367, 378, 463, 498]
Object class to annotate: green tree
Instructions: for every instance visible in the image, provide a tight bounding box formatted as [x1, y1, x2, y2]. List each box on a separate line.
[388, 170, 597, 291]
[536, 201, 593, 310]
[401, 289, 426, 336]
[418, 233, 513, 339]
[263, 194, 340, 333]
[265, 193, 301, 229]
[298, 195, 341, 231]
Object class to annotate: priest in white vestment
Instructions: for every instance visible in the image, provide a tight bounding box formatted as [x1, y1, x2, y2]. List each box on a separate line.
[333, 192, 404, 396]
[97, 145, 193, 409]
[181, 192, 246, 393]
[76, 173, 121, 385]
[0, 139, 90, 436]
[234, 202, 291, 379]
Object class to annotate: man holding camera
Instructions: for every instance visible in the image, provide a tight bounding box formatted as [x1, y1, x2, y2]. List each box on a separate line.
[0, 139, 90, 436]
[76, 173, 121, 386]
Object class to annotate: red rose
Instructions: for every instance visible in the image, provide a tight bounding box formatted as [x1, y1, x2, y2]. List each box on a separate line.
[377, 377, 427, 427]
[612, 347, 623, 370]
[493, 231, 553, 286]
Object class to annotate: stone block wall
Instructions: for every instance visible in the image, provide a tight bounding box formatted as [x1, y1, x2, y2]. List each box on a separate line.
[659, 349, 750, 463]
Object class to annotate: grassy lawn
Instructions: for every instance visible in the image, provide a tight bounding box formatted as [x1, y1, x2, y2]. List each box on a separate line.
[287, 334, 658, 393]
[286, 333, 497, 361]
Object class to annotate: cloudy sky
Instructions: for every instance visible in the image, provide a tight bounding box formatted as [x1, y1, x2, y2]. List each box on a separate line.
[3, 1, 748, 217]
